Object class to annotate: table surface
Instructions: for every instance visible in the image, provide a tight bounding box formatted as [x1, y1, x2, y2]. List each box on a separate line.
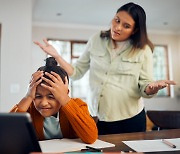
[98, 129, 180, 153]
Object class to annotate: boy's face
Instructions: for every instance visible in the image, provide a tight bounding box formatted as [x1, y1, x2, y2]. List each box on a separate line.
[33, 84, 61, 117]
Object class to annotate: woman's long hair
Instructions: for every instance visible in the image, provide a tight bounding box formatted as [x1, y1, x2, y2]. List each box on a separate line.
[100, 2, 154, 52]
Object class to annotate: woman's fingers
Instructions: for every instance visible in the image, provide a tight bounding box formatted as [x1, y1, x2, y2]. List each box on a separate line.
[148, 80, 176, 90]
[43, 39, 50, 46]
[33, 41, 39, 45]
[166, 80, 176, 85]
[34, 40, 50, 52]
[33, 41, 44, 48]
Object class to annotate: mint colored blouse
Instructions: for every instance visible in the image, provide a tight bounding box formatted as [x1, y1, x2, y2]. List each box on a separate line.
[71, 32, 154, 121]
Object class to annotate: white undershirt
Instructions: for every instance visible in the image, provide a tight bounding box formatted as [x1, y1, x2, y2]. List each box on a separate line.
[43, 112, 63, 139]
[110, 40, 130, 60]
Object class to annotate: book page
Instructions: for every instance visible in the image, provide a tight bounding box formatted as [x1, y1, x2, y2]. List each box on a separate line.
[39, 138, 115, 153]
[123, 138, 180, 152]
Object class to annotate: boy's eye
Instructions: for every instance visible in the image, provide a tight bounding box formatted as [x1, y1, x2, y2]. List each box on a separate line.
[35, 95, 42, 99]
[48, 95, 55, 99]
[114, 18, 120, 23]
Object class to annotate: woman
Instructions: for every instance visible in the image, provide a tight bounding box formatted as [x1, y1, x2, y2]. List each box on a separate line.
[34, 2, 176, 135]
[10, 57, 98, 143]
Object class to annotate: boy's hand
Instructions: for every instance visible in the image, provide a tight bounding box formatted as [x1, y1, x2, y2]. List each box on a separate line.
[26, 71, 43, 100]
[41, 72, 70, 106]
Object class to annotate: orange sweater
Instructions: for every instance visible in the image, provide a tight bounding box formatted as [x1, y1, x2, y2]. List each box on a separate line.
[10, 98, 98, 144]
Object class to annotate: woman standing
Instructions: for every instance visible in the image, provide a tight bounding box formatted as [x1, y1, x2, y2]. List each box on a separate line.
[34, 2, 176, 135]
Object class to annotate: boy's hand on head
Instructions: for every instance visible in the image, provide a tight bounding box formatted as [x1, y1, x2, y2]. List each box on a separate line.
[26, 71, 43, 100]
[41, 72, 70, 106]
[34, 39, 59, 58]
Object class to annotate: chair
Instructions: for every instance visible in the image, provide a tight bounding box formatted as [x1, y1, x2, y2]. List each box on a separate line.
[146, 110, 180, 130]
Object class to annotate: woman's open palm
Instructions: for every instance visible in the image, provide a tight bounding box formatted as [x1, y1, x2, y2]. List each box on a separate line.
[34, 39, 59, 58]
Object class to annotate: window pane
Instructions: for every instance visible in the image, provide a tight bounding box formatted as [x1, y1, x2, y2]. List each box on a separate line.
[153, 46, 169, 96]
[72, 43, 87, 57]
[71, 43, 89, 102]
[48, 40, 89, 101]
[48, 40, 71, 63]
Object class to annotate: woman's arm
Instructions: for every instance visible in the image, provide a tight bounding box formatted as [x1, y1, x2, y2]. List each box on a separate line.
[34, 39, 74, 76]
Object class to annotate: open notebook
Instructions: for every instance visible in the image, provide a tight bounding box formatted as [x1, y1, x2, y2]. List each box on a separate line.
[0, 113, 41, 154]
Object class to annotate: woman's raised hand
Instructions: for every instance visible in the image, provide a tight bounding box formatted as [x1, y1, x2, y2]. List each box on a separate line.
[34, 39, 59, 58]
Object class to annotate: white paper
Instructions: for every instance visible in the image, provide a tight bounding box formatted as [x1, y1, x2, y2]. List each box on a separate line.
[123, 138, 180, 152]
[39, 138, 115, 153]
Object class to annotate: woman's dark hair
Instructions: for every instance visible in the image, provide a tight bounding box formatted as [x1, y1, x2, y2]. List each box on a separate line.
[100, 2, 154, 51]
[37, 57, 69, 84]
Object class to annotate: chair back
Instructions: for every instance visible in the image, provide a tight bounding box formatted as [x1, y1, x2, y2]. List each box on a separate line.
[146, 110, 180, 129]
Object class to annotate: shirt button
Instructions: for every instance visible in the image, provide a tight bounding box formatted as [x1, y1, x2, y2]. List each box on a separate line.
[100, 94, 103, 97]
[105, 72, 108, 75]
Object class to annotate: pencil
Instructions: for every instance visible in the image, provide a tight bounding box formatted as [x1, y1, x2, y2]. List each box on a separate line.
[162, 139, 176, 148]
[85, 145, 103, 152]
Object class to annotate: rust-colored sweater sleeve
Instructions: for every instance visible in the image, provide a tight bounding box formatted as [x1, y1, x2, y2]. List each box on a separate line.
[10, 104, 25, 112]
[61, 98, 98, 144]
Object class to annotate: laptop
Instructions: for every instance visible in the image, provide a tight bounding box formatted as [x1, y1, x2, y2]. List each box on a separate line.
[0, 112, 42, 154]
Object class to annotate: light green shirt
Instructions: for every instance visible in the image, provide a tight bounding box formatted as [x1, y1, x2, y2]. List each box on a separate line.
[71, 32, 154, 121]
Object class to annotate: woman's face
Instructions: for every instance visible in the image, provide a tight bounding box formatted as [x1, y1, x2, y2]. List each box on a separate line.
[111, 11, 135, 41]
[33, 84, 61, 117]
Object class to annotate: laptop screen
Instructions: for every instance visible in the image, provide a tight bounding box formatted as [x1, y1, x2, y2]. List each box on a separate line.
[0, 112, 41, 154]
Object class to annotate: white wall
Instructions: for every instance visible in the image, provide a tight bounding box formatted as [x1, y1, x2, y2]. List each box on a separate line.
[0, 0, 32, 112]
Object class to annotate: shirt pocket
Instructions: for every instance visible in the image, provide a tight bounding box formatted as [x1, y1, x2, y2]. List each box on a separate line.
[90, 49, 106, 57]
[117, 56, 143, 75]
[90, 49, 109, 64]
[90, 49, 109, 72]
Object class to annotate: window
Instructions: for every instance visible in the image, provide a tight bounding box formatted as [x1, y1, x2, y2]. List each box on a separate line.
[153, 45, 170, 96]
[48, 39, 171, 99]
[48, 39, 89, 102]
[70, 42, 89, 101]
